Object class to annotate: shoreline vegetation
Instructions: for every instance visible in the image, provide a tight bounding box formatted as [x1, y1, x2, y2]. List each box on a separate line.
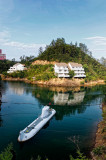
[1, 76, 105, 87]
[91, 97, 106, 160]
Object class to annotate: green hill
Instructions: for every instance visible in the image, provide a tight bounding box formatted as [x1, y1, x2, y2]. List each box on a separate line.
[36, 38, 106, 81]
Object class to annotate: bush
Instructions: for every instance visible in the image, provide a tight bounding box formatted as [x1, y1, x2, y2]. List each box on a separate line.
[93, 146, 106, 155]
[7, 71, 27, 79]
[80, 81, 84, 85]
[27, 64, 56, 81]
[69, 150, 89, 160]
[0, 143, 13, 160]
[102, 126, 106, 133]
[84, 78, 88, 83]
[2, 71, 8, 77]
[103, 135, 106, 140]
[69, 70, 74, 78]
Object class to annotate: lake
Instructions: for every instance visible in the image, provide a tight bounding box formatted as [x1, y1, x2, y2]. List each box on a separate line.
[0, 81, 105, 160]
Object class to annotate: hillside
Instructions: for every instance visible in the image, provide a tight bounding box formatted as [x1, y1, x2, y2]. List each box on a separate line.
[36, 38, 106, 81]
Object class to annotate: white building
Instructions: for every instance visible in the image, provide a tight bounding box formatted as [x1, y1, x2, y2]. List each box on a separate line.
[68, 62, 86, 78]
[54, 63, 70, 78]
[7, 63, 26, 73]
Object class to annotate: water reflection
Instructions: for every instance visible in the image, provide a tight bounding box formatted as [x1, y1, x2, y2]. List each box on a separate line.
[7, 82, 25, 95]
[32, 85, 105, 121]
[0, 81, 105, 160]
[54, 92, 85, 105]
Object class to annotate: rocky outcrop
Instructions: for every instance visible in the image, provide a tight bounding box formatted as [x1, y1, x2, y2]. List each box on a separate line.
[32, 60, 56, 65]
[31, 78, 80, 87]
[84, 80, 105, 86]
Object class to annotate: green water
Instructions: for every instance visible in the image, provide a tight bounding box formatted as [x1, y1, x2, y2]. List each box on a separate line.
[0, 81, 105, 160]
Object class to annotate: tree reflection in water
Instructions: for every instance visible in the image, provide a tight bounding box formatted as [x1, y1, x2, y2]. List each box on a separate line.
[32, 85, 105, 120]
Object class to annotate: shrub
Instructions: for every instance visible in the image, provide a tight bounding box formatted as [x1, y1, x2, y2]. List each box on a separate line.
[80, 81, 84, 85]
[103, 135, 106, 140]
[0, 143, 13, 160]
[27, 64, 55, 81]
[102, 126, 106, 133]
[69, 150, 89, 160]
[69, 70, 74, 78]
[84, 78, 88, 83]
[2, 71, 8, 77]
[93, 146, 106, 155]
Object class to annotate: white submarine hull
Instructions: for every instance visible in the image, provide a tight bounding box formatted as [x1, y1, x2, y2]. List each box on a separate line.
[18, 106, 56, 142]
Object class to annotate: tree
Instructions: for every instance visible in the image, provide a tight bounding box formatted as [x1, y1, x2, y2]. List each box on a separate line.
[69, 70, 74, 78]
[75, 41, 78, 47]
[50, 39, 55, 47]
[100, 57, 106, 67]
[79, 43, 88, 53]
[19, 55, 35, 66]
[38, 47, 43, 56]
[55, 38, 65, 46]
[12, 58, 15, 62]
[70, 42, 73, 46]
[20, 55, 26, 63]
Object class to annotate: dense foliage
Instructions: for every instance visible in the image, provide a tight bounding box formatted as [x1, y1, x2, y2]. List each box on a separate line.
[69, 70, 74, 78]
[5, 64, 56, 81]
[27, 64, 56, 81]
[36, 38, 106, 80]
[0, 143, 13, 160]
[0, 60, 15, 74]
[20, 55, 35, 66]
[4, 70, 27, 79]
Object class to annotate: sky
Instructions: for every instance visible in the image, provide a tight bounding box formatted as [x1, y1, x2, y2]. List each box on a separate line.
[0, 0, 106, 60]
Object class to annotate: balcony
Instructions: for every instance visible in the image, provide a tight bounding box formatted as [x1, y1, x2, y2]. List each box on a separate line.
[74, 71, 85, 74]
[74, 74, 86, 78]
[72, 68, 84, 71]
[55, 70, 69, 74]
[58, 74, 70, 78]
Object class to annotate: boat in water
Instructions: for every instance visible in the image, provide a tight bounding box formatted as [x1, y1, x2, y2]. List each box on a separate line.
[18, 106, 56, 142]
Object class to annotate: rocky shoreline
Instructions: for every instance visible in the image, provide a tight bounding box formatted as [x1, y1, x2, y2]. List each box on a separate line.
[91, 100, 106, 160]
[1, 76, 105, 87]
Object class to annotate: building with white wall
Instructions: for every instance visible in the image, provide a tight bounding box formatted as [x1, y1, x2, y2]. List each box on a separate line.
[68, 62, 86, 78]
[54, 63, 70, 78]
[7, 63, 26, 73]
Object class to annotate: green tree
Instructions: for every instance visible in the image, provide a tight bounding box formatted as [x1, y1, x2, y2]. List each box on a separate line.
[0, 143, 13, 160]
[69, 70, 74, 78]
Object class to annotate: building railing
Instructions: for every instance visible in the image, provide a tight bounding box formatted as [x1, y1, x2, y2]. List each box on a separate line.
[74, 75, 86, 78]
[74, 71, 85, 74]
[58, 74, 70, 78]
[72, 68, 84, 71]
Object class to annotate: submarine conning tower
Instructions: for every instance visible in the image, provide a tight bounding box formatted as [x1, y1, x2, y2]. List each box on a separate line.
[41, 106, 50, 118]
